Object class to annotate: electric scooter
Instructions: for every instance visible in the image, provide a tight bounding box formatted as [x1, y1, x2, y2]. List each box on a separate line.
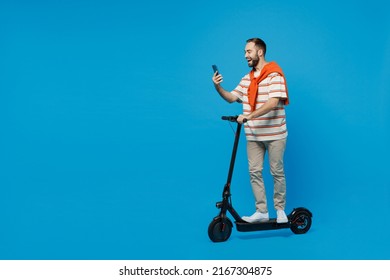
[208, 115, 312, 242]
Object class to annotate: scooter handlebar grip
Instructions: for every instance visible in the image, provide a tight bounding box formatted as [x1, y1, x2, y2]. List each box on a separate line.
[221, 116, 237, 122]
[221, 116, 247, 123]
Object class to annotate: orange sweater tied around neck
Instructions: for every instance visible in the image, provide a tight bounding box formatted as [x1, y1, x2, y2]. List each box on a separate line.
[248, 61, 289, 112]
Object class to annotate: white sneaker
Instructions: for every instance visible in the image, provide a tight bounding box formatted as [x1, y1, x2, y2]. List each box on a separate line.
[276, 210, 288, 223]
[242, 211, 269, 223]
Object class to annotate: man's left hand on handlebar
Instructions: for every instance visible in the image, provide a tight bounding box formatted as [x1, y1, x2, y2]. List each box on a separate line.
[237, 114, 251, 124]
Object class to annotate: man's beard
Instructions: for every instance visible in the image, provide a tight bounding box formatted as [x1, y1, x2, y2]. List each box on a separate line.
[247, 56, 259, 67]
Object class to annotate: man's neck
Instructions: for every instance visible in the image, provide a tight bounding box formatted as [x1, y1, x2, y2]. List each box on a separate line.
[254, 59, 268, 74]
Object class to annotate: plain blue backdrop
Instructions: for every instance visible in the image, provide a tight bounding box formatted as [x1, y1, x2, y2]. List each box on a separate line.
[1, 0, 389, 259]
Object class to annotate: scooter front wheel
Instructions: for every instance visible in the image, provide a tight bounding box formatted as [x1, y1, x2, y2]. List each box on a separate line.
[208, 217, 233, 242]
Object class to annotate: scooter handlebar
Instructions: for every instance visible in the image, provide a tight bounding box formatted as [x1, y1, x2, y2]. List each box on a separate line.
[221, 115, 247, 123]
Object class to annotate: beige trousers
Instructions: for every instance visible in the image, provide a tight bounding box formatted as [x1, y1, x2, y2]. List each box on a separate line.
[247, 138, 287, 213]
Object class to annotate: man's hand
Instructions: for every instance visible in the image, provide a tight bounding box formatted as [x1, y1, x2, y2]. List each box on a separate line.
[212, 72, 223, 86]
[237, 114, 251, 124]
[212, 72, 238, 103]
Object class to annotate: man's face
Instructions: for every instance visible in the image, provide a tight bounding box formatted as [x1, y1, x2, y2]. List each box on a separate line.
[245, 42, 260, 67]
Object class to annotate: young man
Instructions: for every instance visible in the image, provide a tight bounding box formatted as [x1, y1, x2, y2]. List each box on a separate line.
[212, 38, 289, 223]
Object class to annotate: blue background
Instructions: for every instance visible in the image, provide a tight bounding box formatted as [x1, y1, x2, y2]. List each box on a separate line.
[1, 0, 389, 259]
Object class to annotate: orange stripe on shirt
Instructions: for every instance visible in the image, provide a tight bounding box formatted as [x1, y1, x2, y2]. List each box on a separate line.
[245, 130, 287, 137]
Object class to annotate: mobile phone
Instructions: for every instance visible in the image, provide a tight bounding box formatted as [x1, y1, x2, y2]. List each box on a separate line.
[212, 64, 219, 74]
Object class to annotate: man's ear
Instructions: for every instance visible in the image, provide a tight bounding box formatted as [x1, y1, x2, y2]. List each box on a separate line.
[257, 48, 264, 57]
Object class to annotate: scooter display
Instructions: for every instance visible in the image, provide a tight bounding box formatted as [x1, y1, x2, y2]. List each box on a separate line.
[208, 116, 312, 242]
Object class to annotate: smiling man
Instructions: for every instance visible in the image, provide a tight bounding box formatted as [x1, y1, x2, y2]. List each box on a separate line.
[212, 37, 289, 223]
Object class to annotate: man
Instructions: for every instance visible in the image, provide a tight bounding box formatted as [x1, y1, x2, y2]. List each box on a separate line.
[212, 37, 289, 223]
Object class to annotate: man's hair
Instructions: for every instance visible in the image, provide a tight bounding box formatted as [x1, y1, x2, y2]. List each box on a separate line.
[246, 38, 267, 57]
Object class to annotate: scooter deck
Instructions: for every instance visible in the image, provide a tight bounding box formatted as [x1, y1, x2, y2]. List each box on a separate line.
[235, 219, 290, 232]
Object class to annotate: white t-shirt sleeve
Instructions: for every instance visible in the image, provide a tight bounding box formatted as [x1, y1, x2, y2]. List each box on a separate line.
[268, 73, 287, 99]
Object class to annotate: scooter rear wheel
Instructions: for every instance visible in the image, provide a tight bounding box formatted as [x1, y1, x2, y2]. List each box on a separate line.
[208, 217, 232, 242]
[290, 210, 312, 234]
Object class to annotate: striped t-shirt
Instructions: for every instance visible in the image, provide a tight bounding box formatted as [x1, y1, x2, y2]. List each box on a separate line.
[232, 72, 288, 142]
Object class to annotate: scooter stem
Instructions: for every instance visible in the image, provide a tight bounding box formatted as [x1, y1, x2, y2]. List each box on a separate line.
[226, 122, 242, 186]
